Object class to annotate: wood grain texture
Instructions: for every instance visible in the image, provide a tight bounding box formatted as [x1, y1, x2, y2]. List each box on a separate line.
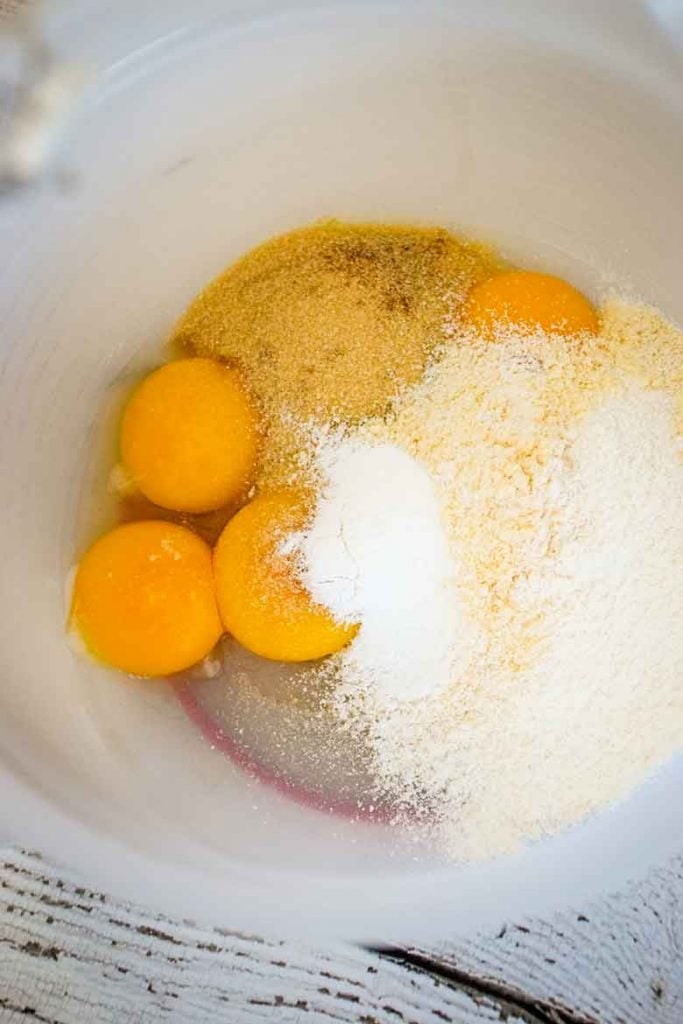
[414, 855, 683, 1024]
[0, 849, 525, 1024]
[2, 847, 683, 1024]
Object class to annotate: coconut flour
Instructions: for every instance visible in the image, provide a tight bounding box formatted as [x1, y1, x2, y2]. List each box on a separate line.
[294, 300, 683, 859]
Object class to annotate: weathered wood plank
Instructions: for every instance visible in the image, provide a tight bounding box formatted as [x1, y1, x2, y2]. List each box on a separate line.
[0, 848, 526, 1024]
[2, 847, 683, 1024]
[403, 856, 683, 1024]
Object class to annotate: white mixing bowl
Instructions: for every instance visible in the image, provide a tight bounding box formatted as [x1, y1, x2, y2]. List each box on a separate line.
[0, 0, 681, 939]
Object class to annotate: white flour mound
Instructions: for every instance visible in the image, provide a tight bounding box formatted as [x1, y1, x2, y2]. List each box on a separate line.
[296, 439, 473, 701]
[505, 387, 683, 842]
[290, 298, 683, 860]
[365, 386, 683, 859]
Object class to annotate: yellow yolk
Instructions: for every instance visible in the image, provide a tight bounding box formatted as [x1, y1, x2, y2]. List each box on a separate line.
[70, 521, 223, 677]
[463, 270, 598, 339]
[121, 358, 258, 514]
[214, 491, 358, 662]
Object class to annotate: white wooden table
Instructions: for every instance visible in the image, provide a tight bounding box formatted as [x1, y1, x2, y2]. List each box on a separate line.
[1, 845, 682, 1023]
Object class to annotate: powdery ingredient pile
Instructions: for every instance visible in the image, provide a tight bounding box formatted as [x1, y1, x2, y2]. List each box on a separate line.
[293, 438, 473, 702]
[71, 213, 683, 864]
[173, 220, 500, 487]
[294, 300, 683, 859]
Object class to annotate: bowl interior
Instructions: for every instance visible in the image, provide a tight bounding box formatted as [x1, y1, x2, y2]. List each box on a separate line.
[0, 0, 682, 936]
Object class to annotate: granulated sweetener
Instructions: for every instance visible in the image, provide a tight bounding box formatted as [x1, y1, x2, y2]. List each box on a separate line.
[295, 438, 474, 702]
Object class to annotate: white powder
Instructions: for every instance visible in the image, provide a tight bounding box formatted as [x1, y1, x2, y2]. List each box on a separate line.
[290, 298, 683, 860]
[296, 438, 473, 701]
[353, 384, 683, 859]
[286, 300, 683, 859]
[487, 386, 683, 855]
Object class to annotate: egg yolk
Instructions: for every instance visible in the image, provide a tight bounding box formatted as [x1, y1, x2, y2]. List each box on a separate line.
[70, 521, 223, 677]
[120, 358, 258, 514]
[214, 491, 358, 662]
[463, 270, 598, 339]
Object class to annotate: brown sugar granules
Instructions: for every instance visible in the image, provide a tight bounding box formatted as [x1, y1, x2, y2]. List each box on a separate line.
[172, 220, 500, 485]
